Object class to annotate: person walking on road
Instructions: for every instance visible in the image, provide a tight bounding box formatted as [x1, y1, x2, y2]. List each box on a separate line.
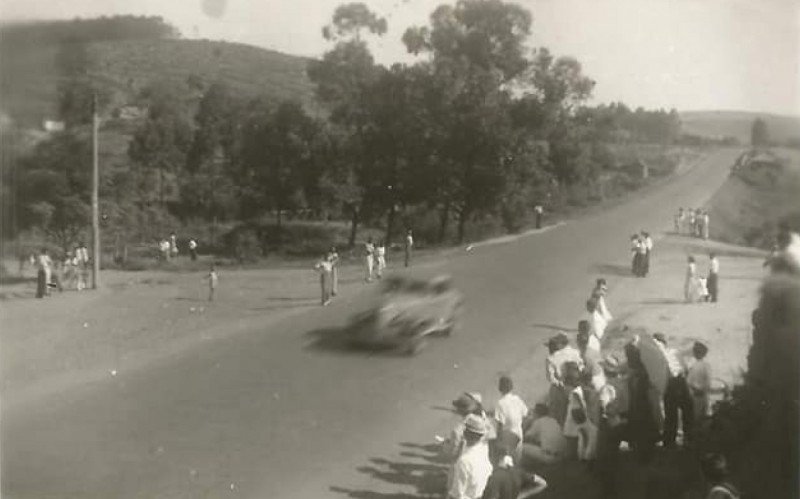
[706, 253, 719, 302]
[206, 264, 218, 302]
[364, 237, 375, 282]
[404, 229, 414, 267]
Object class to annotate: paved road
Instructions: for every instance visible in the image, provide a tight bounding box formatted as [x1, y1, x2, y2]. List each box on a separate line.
[1, 149, 740, 499]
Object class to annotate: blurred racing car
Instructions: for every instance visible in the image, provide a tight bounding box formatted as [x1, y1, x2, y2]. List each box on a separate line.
[347, 275, 463, 355]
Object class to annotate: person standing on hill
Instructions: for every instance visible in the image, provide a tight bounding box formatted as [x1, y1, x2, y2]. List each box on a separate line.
[364, 237, 375, 282]
[641, 231, 653, 277]
[404, 229, 414, 268]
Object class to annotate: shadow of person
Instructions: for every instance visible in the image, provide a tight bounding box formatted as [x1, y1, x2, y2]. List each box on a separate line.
[330, 442, 448, 499]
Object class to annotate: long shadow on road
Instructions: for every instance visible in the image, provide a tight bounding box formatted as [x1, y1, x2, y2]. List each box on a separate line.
[330, 442, 447, 499]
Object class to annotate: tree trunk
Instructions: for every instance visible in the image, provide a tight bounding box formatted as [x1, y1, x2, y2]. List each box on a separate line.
[348, 205, 359, 248]
[438, 202, 450, 243]
[385, 204, 396, 246]
[457, 208, 469, 244]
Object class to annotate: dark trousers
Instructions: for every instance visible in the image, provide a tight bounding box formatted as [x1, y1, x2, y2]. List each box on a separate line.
[190, 249, 197, 261]
[404, 247, 411, 267]
[707, 272, 718, 302]
[663, 375, 694, 446]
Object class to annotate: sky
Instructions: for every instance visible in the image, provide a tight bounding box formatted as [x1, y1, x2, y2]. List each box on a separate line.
[1, 0, 798, 115]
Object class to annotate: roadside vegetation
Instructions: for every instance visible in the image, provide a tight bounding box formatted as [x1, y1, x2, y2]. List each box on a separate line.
[0, 7, 726, 270]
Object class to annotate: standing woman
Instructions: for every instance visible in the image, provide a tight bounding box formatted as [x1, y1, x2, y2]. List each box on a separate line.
[328, 246, 340, 297]
[35, 248, 52, 298]
[706, 253, 719, 303]
[364, 237, 375, 282]
[630, 235, 642, 276]
[642, 232, 653, 277]
[375, 240, 387, 279]
[685, 256, 697, 302]
[702, 211, 711, 240]
[625, 343, 659, 464]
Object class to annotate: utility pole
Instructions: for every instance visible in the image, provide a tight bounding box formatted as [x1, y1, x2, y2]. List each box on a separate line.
[91, 93, 100, 289]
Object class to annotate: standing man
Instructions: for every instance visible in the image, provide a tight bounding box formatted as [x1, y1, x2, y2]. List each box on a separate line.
[642, 231, 654, 277]
[375, 240, 387, 280]
[494, 376, 528, 459]
[315, 254, 333, 306]
[702, 211, 711, 240]
[448, 414, 492, 499]
[364, 237, 375, 282]
[404, 229, 414, 268]
[654, 333, 694, 447]
[706, 253, 719, 302]
[188, 238, 198, 261]
[534, 205, 544, 229]
[35, 248, 53, 298]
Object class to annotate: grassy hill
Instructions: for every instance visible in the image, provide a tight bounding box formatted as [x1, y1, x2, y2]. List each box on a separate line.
[706, 147, 800, 248]
[680, 110, 800, 145]
[0, 37, 315, 126]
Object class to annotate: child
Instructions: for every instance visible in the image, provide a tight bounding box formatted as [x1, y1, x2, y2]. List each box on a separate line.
[314, 255, 332, 306]
[206, 265, 218, 302]
[687, 341, 711, 425]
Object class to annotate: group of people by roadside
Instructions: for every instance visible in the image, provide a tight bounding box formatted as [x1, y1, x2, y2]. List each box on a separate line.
[674, 208, 711, 240]
[440, 270, 735, 499]
[630, 231, 654, 277]
[156, 232, 199, 262]
[685, 253, 720, 303]
[313, 230, 415, 307]
[26, 244, 91, 298]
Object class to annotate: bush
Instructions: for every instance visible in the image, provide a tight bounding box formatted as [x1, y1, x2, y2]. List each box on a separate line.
[222, 225, 262, 263]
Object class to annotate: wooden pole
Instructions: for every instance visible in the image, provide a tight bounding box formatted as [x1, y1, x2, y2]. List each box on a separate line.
[91, 93, 100, 289]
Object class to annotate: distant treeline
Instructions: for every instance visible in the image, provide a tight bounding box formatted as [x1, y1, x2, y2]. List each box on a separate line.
[0, 15, 180, 47]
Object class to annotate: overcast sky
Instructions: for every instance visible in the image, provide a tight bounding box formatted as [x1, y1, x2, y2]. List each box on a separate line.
[2, 0, 798, 115]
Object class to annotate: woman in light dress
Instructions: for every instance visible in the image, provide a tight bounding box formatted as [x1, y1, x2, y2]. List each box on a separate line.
[684, 256, 707, 302]
[586, 280, 613, 351]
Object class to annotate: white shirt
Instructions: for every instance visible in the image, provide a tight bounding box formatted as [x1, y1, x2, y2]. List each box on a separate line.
[687, 359, 711, 393]
[495, 393, 528, 441]
[406, 235, 414, 247]
[365, 243, 374, 256]
[189, 239, 197, 250]
[657, 342, 684, 377]
[376, 246, 386, 257]
[449, 442, 492, 499]
[710, 257, 719, 274]
[644, 237, 654, 250]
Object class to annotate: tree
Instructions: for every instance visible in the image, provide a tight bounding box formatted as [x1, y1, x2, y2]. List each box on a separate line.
[751, 118, 769, 148]
[308, 3, 387, 246]
[241, 100, 319, 237]
[402, 0, 534, 242]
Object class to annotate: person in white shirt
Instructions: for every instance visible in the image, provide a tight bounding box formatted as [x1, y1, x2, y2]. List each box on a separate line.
[641, 231, 654, 276]
[188, 238, 198, 261]
[364, 237, 375, 282]
[375, 240, 387, 279]
[545, 334, 583, 426]
[522, 403, 569, 465]
[404, 229, 414, 268]
[706, 253, 719, 303]
[169, 231, 178, 258]
[449, 414, 492, 499]
[314, 255, 333, 306]
[494, 376, 528, 457]
[653, 333, 694, 447]
[702, 211, 711, 240]
[35, 248, 53, 298]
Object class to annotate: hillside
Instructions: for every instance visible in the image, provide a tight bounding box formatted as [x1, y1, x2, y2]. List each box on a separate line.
[0, 37, 315, 126]
[680, 110, 800, 144]
[706, 147, 800, 248]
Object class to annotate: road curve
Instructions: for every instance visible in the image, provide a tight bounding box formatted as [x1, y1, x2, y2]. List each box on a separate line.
[1, 149, 740, 499]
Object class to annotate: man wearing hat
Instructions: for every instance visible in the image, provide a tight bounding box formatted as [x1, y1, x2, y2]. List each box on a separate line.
[449, 414, 493, 499]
